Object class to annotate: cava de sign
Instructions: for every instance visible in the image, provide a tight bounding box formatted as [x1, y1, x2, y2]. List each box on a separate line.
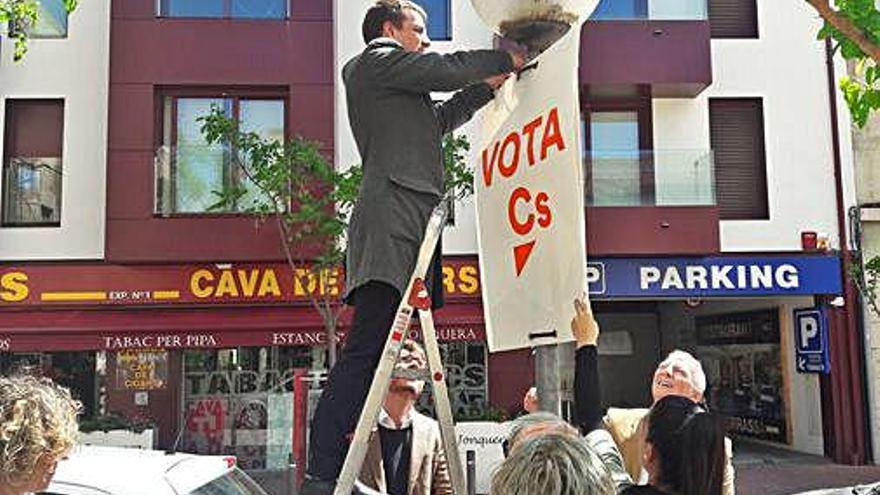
[475, 26, 588, 352]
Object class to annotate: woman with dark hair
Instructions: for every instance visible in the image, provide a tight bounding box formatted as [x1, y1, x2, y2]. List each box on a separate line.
[638, 395, 726, 495]
[571, 298, 726, 495]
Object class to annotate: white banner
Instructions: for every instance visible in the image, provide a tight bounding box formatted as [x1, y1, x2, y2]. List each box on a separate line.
[475, 26, 588, 352]
[455, 421, 510, 494]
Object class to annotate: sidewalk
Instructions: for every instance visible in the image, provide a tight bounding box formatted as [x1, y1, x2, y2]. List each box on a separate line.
[735, 440, 880, 495]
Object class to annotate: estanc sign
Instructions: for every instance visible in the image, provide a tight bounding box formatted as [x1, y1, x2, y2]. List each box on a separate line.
[586, 255, 841, 298]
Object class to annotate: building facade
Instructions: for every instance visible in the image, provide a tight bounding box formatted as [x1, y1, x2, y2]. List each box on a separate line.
[0, 0, 110, 258]
[0, 0, 870, 474]
[337, 0, 863, 462]
[850, 69, 880, 464]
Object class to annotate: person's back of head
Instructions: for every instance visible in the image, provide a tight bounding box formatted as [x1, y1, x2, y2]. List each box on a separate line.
[0, 375, 81, 494]
[491, 432, 615, 495]
[645, 395, 725, 495]
[505, 411, 579, 453]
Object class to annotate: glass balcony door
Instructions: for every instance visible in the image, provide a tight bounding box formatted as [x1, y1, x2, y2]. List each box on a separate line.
[590, 0, 707, 20]
[587, 111, 644, 206]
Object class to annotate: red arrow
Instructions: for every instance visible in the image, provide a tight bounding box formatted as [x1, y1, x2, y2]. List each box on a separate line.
[513, 240, 536, 277]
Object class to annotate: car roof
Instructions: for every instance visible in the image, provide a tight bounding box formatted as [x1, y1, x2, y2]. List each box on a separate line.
[47, 445, 234, 495]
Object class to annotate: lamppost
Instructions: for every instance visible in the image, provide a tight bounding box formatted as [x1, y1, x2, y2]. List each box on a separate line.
[469, 0, 601, 416]
[469, 0, 599, 55]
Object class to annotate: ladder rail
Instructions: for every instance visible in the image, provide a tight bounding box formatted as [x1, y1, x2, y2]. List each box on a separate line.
[418, 307, 467, 495]
[334, 203, 452, 495]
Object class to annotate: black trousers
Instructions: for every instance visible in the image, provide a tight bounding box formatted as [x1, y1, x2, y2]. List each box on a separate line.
[307, 281, 401, 481]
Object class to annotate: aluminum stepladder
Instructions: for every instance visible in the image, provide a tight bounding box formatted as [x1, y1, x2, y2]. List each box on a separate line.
[333, 201, 466, 495]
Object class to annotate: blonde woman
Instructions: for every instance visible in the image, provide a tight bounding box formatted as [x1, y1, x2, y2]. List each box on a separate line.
[0, 375, 80, 495]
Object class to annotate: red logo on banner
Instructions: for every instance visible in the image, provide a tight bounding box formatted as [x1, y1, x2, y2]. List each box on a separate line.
[513, 240, 537, 277]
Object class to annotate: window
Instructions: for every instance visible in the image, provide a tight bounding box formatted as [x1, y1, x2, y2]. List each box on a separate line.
[590, 0, 707, 20]
[708, 0, 758, 38]
[589, 112, 641, 206]
[709, 98, 768, 220]
[590, 0, 648, 20]
[421, 0, 451, 41]
[156, 93, 285, 214]
[2, 99, 64, 227]
[416, 341, 488, 419]
[583, 108, 655, 206]
[159, 0, 288, 19]
[181, 346, 315, 470]
[30, 0, 69, 37]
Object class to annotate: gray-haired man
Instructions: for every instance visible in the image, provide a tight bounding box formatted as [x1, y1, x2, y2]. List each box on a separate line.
[566, 306, 735, 495]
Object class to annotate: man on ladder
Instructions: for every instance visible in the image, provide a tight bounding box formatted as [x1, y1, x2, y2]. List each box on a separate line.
[303, 2, 525, 494]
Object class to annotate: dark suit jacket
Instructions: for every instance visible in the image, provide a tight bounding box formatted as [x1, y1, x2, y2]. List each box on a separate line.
[342, 38, 513, 302]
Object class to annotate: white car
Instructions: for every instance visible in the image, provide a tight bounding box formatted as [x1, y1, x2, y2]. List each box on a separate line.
[40, 446, 270, 495]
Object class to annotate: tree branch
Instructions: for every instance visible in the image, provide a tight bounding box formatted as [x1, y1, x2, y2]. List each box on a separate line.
[806, 0, 880, 63]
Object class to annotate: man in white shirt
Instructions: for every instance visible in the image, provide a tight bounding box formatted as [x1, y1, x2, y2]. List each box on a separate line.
[359, 340, 451, 495]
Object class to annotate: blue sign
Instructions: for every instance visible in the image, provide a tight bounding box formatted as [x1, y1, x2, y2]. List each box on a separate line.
[793, 307, 830, 374]
[585, 255, 841, 299]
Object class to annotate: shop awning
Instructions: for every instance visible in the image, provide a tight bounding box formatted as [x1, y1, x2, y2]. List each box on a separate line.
[0, 302, 486, 353]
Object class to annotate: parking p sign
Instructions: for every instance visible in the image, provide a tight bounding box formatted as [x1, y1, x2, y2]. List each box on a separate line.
[794, 307, 830, 374]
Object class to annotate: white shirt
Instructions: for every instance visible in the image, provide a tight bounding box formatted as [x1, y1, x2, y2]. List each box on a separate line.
[378, 407, 415, 430]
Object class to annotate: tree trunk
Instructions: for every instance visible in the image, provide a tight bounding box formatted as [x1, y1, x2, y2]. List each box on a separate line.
[806, 0, 880, 63]
[326, 321, 338, 368]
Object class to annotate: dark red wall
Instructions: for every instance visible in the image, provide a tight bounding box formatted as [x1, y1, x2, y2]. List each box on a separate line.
[488, 349, 534, 416]
[587, 206, 720, 255]
[106, 351, 183, 449]
[106, 0, 333, 262]
[579, 20, 712, 98]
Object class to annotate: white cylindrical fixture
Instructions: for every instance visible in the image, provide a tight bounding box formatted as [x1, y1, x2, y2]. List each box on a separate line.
[469, 0, 600, 32]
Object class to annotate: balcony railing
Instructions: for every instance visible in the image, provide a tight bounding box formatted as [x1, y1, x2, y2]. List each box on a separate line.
[589, 0, 707, 21]
[584, 149, 715, 207]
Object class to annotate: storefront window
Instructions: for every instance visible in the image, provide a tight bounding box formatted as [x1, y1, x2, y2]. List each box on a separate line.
[696, 309, 786, 443]
[417, 341, 489, 420]
[181, 340, 489, 470]
[0, 352, 97, 417]
[181, 346, 312, 470]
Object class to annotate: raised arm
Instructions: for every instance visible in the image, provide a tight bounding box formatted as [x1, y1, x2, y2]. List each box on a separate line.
[572, 298, 603, 433]
[373, 47, 515, 93]
[435, 83, 495, 135]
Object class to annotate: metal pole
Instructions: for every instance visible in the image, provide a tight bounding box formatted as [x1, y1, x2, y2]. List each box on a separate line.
[535, 344, 561, 416]
[466, 450, 476, 495]
[292, 369, 308, 489]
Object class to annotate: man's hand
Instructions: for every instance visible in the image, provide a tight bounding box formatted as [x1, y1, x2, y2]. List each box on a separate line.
[571, 297, 599, 349]
[484, 73, 510, 90]
[506, 45, 528, 71]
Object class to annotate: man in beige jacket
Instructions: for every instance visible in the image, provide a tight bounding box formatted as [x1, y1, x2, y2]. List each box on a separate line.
[526, 310, 736, 495]
[359, 340, 451, 495]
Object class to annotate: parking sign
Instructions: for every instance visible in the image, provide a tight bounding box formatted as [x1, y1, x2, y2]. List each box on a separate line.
[794, 307, 830, 374]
